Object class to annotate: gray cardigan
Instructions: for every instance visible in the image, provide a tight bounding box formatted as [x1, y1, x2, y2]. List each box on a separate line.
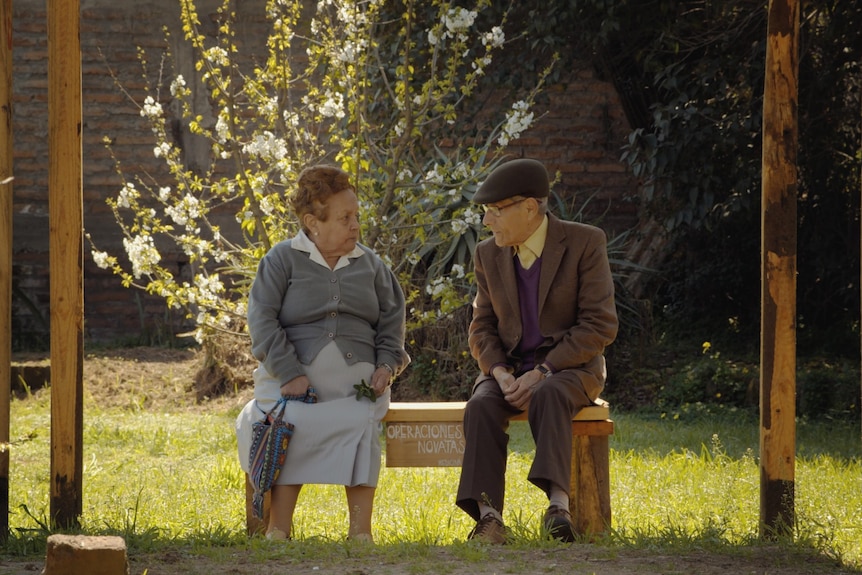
[247, 233, 410, 385]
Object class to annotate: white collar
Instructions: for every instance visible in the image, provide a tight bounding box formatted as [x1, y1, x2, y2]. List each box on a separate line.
[292, 230, 365, 271]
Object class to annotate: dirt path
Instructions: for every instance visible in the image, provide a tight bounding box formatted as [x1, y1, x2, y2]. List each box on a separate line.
[1, 542, 857, 575]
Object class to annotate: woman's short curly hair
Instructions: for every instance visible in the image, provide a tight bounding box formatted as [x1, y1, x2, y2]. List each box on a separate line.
[291, 165, 355, 231]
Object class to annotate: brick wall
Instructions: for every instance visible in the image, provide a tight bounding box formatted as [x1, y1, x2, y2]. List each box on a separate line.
[8, 0, 639, 348]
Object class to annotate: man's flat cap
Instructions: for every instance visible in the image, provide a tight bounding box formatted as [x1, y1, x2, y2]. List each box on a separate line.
[473, 158, 549, 204]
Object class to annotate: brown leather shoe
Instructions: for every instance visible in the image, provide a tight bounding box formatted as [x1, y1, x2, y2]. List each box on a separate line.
[467, 513, 507, 544]
[543, 505, 576, 543]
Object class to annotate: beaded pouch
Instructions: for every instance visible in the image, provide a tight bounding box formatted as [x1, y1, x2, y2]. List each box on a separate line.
[248, 388, 318, 519]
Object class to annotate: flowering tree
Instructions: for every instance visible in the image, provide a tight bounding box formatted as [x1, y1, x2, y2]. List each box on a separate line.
[89, 0, 553, 347]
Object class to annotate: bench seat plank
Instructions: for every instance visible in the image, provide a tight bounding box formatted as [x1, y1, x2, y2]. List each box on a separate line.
[383, 399, 610, 422]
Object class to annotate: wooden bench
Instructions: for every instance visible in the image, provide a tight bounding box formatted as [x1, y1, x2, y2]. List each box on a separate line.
[245, 400, 614, 538]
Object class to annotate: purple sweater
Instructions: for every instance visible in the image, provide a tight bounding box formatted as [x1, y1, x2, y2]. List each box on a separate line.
[515, 255, 543, 373]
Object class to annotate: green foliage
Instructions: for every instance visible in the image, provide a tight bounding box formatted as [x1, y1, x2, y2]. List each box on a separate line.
[658, 346, 758, 411]
[797, 358, 861, 422]
[628, 340, 861, 421]
[88, 0, 556, 347]
[397, 306, 474, 400]
[513, 0, 861, 352]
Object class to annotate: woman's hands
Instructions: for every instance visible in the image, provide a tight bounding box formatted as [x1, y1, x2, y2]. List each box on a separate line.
[370, 366, 393, 397]
[280, 375, 311, 398]
[283, 368, 391, 402]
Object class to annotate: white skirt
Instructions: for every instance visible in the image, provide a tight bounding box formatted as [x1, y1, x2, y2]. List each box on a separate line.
[235, 341, 390, 487]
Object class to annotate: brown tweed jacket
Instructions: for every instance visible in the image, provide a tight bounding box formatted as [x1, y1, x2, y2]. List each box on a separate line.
[468, 214, 619, 400]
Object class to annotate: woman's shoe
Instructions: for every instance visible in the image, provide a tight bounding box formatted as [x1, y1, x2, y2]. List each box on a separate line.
[348, 532, 374, 544]
[265, 528, 289, 541]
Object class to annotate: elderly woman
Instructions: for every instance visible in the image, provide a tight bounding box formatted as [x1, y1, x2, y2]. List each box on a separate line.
[236, 164, 409, 542]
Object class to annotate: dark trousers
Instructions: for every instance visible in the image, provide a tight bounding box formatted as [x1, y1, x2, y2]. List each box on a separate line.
[455, 371, 592, 521]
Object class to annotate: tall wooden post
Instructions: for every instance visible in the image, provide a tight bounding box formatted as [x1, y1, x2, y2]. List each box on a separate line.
[48, 0, 84, 528]
[0, 0, 13, 543]
[760, 0, 799, 538]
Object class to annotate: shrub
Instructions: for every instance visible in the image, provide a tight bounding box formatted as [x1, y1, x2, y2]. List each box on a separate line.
[87, 0, 554, 349]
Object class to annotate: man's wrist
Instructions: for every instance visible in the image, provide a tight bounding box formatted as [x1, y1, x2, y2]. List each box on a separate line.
[534, 363, 553, 378]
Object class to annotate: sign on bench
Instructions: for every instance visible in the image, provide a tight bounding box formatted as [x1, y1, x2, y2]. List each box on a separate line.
[383, 401, 611, 467]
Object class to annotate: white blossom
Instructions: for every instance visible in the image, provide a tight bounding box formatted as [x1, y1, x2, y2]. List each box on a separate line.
[498, 100, 534, 146]
[242, 131, 287, 162]
[165, 195, 202, 228]
[259, 195, 275, 216]
[117, 183, 139, 209]
[394, 119, 406, 137]
[472, 55, 492, 74]
[318, 90, 345, 119]
[424, 166, 444, 184]
[483, 27, 505, 48]
[463, 207, 482, 226]
[215, 114, 231, 143]
[426, 276, 450, 297]
[261, 97, 279, 117]
[170, 75, 186, 97]
[92, 250, 111, 269]
[336, 40, 360, 63]
[203, 46, 230, 67]
[153, 141, 171, 159]
[443, 8, 476, 36]
[283, 110, 300, 127]
[195, 273, 225, 298]
[140, 96, 162, 119]
[123, 234, 161, 279]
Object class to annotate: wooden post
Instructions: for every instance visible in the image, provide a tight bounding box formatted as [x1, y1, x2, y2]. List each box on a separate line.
[760, 0, 799, 539]
[569, 426, 611, 539]
[0, 0, 12, 543]
[48, 0, 84, 528]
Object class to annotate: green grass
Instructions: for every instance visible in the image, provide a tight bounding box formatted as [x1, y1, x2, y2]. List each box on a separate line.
[4, 393, 861, 569]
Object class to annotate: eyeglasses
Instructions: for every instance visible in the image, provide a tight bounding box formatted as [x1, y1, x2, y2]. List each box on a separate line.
[481, 197, 528, 217]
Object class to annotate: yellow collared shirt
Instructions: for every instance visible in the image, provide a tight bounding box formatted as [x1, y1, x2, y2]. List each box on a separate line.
[514, 215, 548, 270]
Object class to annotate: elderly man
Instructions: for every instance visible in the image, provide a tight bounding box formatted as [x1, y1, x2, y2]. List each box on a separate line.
[456, 158, 618, 543]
